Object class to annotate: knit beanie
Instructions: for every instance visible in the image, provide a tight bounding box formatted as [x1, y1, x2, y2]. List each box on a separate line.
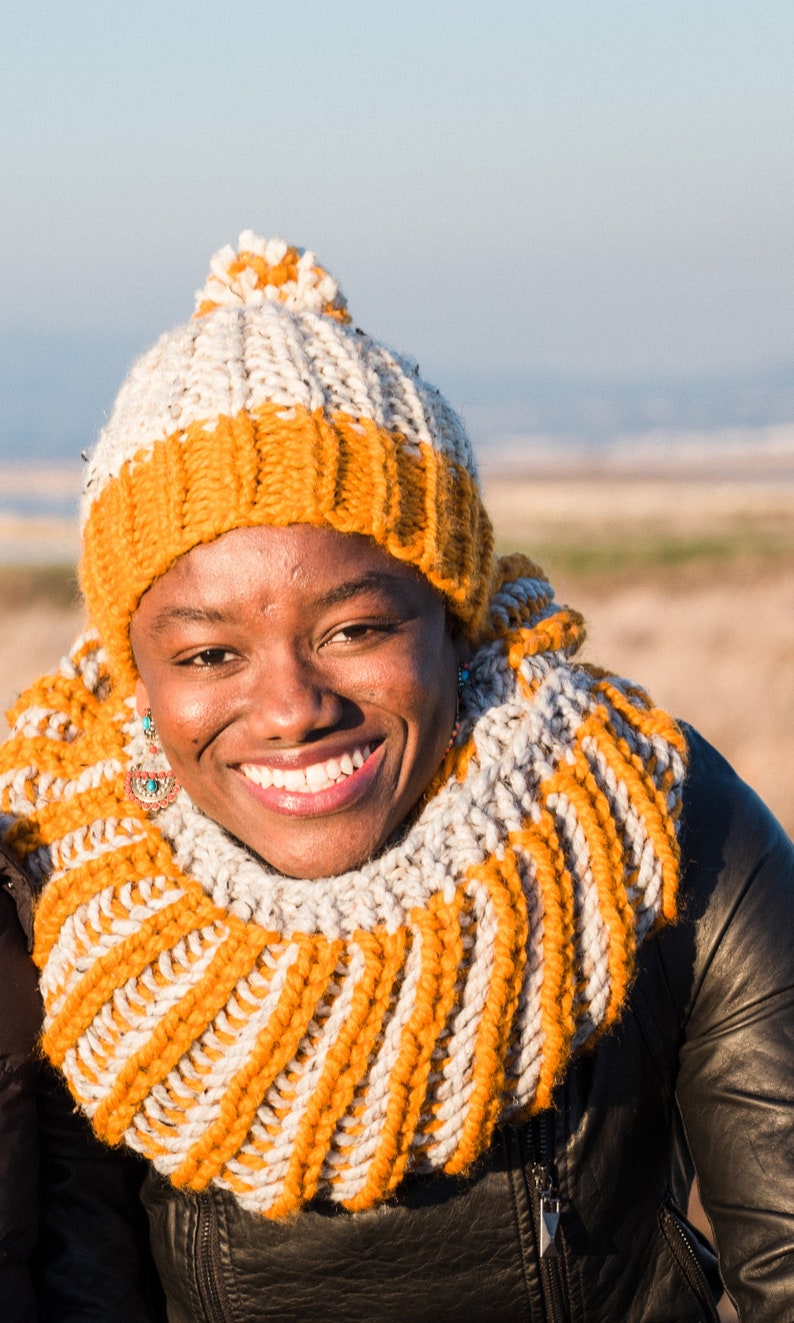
[80, 232, 494, 690]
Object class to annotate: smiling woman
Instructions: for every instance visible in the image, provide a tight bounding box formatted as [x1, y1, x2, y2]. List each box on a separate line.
[130, 525, 461, 879]
[0, 234, 792, 1323]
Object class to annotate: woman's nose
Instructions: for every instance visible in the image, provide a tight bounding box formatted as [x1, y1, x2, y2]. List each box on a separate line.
[243, 652, 344, 742]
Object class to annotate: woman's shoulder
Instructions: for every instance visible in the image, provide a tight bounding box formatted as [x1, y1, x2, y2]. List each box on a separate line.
[677, 723, 794, 938]
[664, 727, 794, 1317]
[629, 723, 794, 1046]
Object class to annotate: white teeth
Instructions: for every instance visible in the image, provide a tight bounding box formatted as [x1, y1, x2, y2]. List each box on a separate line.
[241, 744, 374, 795]
[305, 762, 328, 789]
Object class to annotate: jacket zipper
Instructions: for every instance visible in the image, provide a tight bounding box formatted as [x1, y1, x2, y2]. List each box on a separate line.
[659, 1203, 721, 1321]
[195, 1191, 234, 1323]
[526, 1113, 568, 1323]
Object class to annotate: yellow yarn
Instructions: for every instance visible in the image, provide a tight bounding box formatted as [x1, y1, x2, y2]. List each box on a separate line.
[80, 405, 493, 690]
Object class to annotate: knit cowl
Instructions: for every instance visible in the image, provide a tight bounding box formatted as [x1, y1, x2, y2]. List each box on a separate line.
[0, 559, 685, 1219]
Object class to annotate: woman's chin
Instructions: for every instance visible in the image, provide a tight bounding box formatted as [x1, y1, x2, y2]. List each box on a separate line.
[246, 836, 381, 881]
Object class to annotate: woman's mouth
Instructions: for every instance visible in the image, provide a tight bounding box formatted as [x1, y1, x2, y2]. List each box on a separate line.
[236, 742, 383, 816]
[239, 744, 373, 793]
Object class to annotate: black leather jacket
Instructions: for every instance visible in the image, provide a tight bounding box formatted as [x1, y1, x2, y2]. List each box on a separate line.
[2, 729, 793, 1321]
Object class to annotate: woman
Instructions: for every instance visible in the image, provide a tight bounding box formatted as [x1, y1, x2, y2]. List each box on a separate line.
[1, 233, 792, 1321]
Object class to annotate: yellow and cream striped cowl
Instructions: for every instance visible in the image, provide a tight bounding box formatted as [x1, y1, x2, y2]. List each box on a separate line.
[0, 562, 685, 1219]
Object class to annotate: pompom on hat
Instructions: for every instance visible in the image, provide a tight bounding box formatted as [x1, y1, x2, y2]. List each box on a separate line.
[79, 231, 494, 690]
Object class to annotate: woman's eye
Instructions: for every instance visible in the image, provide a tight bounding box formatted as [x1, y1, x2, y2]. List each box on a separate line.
[326, 621, 396, 646]
[181, 647, 235, 668]
[330, 625, 369, 643]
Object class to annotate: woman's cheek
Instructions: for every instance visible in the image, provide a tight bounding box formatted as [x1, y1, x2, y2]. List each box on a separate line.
[154, 681, 222, 757]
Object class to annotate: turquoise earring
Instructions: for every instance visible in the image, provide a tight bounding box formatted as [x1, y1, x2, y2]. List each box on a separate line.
[125, 710, 181, 812]
[446, 664, 470, 751]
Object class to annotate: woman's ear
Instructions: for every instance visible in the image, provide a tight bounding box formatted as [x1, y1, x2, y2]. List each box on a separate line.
[445, 611, 472, 666]
[455, 634, 472, 666]
[135, 678, 150, 720]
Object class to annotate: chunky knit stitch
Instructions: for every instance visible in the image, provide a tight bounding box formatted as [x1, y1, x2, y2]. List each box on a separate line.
[0, 563, 685, 1219]
[79, 232, 493, 690]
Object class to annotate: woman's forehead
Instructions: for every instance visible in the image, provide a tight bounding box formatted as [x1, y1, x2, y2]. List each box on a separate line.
[133, 524, 440, 621]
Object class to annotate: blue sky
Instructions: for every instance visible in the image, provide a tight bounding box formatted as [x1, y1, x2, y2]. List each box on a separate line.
[2, 1, 793, 456]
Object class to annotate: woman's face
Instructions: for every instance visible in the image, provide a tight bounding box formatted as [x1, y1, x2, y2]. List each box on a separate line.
[130, 525, 463, 879]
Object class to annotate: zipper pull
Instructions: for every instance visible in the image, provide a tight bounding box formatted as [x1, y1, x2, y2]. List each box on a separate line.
[533, 1165, 561, 1258]
[539, 1190, 562, 1258]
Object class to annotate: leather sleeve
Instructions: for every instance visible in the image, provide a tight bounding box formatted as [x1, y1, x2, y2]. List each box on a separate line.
[0, 865, 167, 1322]
[34, 1064, 167, 1322]
[673, 733, 794, 1322]
[0, 886, 42, 1323]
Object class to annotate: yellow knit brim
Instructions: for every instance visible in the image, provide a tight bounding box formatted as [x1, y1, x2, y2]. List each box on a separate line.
[80, 403, 494, 689]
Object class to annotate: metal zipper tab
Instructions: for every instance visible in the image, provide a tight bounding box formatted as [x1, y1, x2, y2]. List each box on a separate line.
[539, 1191, 562, 1258]
[524, 1110, 568, 1321]
[533, 1163, 562, 1258]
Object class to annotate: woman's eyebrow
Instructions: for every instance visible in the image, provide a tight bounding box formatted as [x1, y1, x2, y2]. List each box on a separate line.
[314, 571, 415, 609]
[146, 572, 413, 633]
[149, 605, 229, 633]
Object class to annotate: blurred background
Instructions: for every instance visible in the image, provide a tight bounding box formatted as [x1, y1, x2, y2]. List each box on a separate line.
[3, 1, 792, 847]
[3, 5, 793, 1313]
[4, 1, 794, 455]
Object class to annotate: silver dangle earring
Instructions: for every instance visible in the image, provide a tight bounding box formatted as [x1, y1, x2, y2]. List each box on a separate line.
[446, 663, 470, 751]
[125, 710, 181, 812]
